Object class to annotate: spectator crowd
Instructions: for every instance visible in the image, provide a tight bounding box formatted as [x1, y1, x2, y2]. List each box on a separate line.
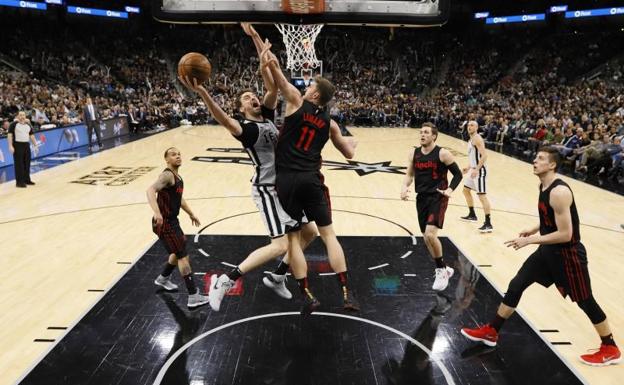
[1, 21, 623, 184]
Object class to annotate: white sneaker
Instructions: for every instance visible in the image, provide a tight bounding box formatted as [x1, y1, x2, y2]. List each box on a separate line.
[187, 292, 210, 309]
[209, 274, 235, 311]
[432, 266, 454, 291]
[154, 275, 178, 291]
[262, 273, 292, 299]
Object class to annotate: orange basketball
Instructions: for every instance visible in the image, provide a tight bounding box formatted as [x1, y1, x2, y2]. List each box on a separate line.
[177, 52, 212, 83]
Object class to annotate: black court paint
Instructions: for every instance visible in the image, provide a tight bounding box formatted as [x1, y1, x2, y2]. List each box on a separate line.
[19, 236, 583, 385]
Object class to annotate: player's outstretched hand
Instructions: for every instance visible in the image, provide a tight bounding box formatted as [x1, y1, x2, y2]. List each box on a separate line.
[504, 237, 530, 250]
[178, 75, 206, 95]
[241, 22, 258, 37]
[190, 214, 201, 227]
[154, 212, 164, 227]
[260, 41, 278, 68]
[437, 188, 453, 197]
[400, 189, 409, 201]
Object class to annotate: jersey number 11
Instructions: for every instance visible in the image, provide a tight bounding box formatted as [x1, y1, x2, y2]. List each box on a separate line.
[295, 126, 316, 152]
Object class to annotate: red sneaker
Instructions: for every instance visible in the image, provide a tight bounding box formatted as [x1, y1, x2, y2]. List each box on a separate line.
[460, 324, 498, 347]
[579, 344, 621, 366]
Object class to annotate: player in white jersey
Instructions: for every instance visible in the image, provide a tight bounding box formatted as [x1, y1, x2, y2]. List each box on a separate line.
[460, 121, 493, 233]
[179, 23, 317, 312]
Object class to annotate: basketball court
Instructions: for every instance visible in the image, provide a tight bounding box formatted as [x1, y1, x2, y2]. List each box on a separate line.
[2, 1, 624, 384]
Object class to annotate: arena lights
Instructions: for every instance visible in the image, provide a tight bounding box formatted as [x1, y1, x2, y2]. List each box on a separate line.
[474, 12, 489, 19]
[0, 0, 47, 10]
[485, 13, 546, 25]
[67, 5, 128, 19]
[549, 5, 568, 13]
[565, 7, 624, 19]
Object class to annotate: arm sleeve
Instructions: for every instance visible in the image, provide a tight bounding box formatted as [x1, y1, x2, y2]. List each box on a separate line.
[448, 162, 463, 190]
[261, 105, 275, 122]
[232, 122, 259, 148]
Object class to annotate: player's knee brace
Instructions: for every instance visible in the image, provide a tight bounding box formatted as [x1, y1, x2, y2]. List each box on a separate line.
[502, 274, 534, 308]
[577, 296, 607, 325]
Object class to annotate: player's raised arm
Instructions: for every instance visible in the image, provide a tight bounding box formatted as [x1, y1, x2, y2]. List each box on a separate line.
[329, 119, 356, 159]
[401, 148, 415, 200]
[242, 23, 278, 109]
[179, 76, 243, 136]
[261, 41, 303, 113]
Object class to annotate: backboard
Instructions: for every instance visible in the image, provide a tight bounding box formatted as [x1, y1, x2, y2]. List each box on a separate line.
[153, 0, 449, 27]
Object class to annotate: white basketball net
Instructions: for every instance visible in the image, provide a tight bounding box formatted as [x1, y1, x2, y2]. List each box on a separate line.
[275, 24, 323, 72]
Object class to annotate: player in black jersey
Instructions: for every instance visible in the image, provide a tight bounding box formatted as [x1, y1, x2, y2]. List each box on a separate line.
[462, 147, 620, 366]
[178, 24, 318, 312]
[262, 41, 359, 314]
[147, 147, 210, 309]
[401, 123, 464, 291]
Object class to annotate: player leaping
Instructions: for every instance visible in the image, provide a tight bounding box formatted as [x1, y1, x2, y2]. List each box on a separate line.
[179, 24, 317, 312]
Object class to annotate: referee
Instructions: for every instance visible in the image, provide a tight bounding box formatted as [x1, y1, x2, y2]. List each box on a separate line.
[8, 111, 37, 188]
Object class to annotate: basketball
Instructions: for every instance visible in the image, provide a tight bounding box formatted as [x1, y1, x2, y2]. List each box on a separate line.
[177, 52, 212, 83]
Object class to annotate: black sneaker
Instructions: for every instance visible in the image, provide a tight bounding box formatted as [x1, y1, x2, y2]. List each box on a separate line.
[343, 290, 360, 312]
[479, 223, 493, 233]
[16, 183, 27, 188]
[460, 214, 478, 222]
[301, 296, 321, 316]
[26, 181, 35, 185]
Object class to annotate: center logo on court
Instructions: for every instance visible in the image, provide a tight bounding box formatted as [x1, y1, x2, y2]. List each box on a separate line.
[193, 148, 406, 176]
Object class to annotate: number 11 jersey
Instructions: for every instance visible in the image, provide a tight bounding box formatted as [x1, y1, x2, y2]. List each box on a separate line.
[276, 100, 331, 172]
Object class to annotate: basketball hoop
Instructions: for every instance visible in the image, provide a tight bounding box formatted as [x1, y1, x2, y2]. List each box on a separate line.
[275, 23, 323, 73]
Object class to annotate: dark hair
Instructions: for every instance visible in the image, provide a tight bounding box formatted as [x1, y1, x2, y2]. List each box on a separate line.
[163, 147, 176, 158]
[234, 89, 254, 112]
[422, 122, 438, 141]
[313, 76, 336, 106]
[537, 146, 561, 171]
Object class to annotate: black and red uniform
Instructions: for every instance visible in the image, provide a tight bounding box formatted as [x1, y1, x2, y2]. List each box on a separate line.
[413, 145, 449, 233]
[152, 169, 187, 258]
[513, 179, 591, 302]
[275, 100, 332, 229]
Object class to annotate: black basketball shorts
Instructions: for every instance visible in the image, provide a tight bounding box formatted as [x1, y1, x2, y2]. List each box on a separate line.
[276, 170, 332, 231]
[152, 218, 188, 258]
[416, 192, 449, 234]
[518, 243, 592, 302]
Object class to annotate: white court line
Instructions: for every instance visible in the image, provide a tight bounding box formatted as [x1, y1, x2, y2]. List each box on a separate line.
[400, 251, 413, 259]
[193, 272, 205, 276]
[411, 235, 418, 245]
[368, 263, 389, 271]
[194, 234, 200, 243]
[220, 262, 236, 268]
[403, 274, 417, 277]
[12, 239, 158, 385]
[198, 248, 209, 257]
[151, 312, 456, 385]
[318, 272, 337, 276]
[447, 236, 589, 385]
